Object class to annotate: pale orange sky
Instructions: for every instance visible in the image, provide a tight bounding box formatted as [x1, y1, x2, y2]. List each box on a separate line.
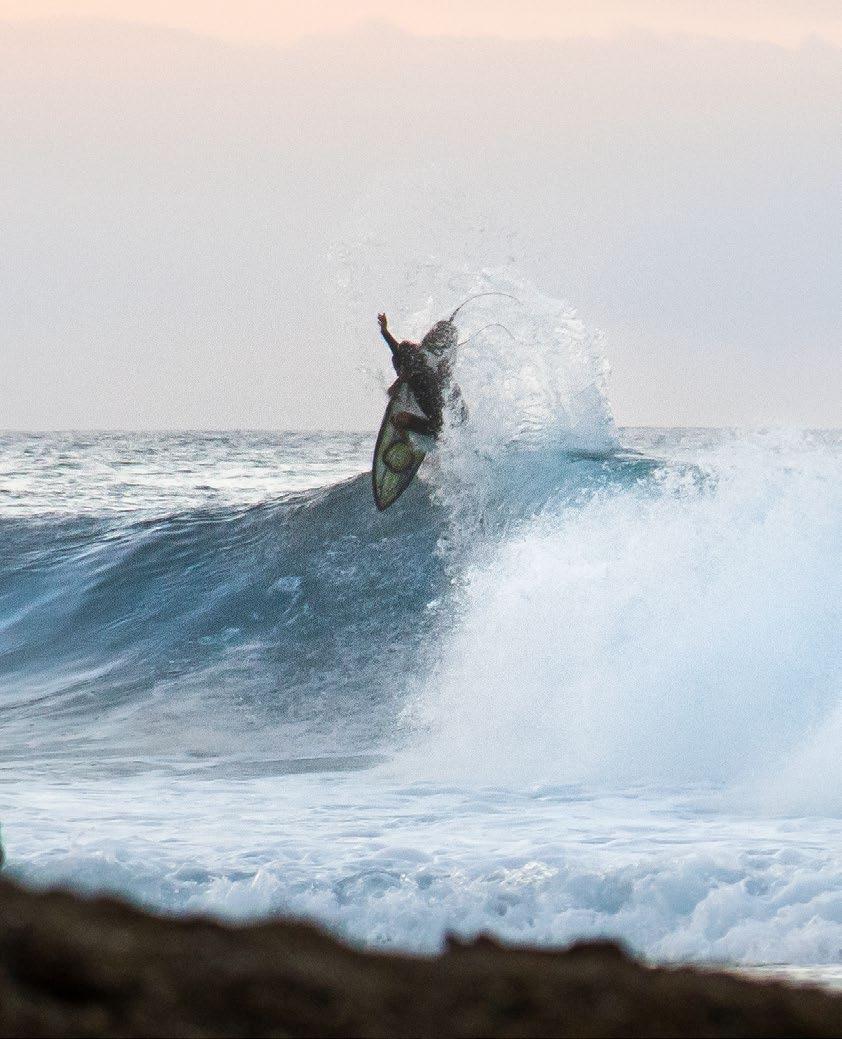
[2, 0, 841, 46]
[2, 4, 840, 428]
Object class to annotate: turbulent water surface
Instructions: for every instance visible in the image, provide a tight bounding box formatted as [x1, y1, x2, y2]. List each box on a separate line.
[2, 279, 841, 981]
[3, 424, 841, 981]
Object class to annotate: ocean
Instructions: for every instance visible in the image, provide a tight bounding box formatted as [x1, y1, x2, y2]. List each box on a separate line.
[1, 272, 840, 983]
[2, 422, 842, 986]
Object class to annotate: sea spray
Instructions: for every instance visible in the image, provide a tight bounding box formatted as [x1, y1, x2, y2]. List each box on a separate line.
[404, 431, 842, 797]
[410, 267, 617, 563]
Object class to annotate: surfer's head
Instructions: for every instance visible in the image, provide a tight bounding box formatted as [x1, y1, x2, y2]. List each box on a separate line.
[420, 320, 457, 356]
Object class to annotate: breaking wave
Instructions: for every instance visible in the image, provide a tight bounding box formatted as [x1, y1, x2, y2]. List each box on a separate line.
[3, 268, 842, 972]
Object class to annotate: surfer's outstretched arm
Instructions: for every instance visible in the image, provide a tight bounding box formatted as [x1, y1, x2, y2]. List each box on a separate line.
[377, 313, 400, 353]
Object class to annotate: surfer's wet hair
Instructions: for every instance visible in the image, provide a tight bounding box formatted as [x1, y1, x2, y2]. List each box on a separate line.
[420, 320, 458, 355]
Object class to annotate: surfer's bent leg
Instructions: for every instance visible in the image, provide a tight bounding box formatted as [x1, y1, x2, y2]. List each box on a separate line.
[391, 411, 437, 438]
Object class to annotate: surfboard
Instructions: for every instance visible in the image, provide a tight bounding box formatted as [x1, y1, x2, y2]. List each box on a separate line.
[372, 380, 429, 511]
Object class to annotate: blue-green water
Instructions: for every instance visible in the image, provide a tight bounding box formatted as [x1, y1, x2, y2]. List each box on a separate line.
[2, 426, 842, 986]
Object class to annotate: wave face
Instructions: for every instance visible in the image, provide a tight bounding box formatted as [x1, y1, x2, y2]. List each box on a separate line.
[0, 442, 642, 764]
[1, 467, 436, 761]
[4, 427, 841, 808]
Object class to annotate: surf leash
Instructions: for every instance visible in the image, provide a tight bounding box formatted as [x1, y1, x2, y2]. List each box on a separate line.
[448, 292, 521, 322]
[457, 322, 516, 347]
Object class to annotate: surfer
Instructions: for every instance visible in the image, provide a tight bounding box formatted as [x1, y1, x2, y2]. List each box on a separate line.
[377, 313, 466, 438]
[372, 294, 515, 509]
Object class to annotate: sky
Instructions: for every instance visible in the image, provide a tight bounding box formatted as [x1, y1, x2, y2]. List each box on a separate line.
[0, 5, 840, 429]
[3, 1, 842, 46]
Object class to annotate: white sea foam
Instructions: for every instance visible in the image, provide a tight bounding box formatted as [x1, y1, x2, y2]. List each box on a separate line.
[8, 772, 842, 969]
[405, 431, 842, 800]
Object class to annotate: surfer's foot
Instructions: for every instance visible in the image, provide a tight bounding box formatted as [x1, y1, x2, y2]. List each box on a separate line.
[392, 411, 436, 438]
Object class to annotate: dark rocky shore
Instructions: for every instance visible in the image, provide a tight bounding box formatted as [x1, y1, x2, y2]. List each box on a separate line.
[2, 878, 841, 1038]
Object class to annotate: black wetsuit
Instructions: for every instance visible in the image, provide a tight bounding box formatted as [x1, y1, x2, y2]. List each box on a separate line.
[381, 320, 463, 436]
[391, 343, 453, 433]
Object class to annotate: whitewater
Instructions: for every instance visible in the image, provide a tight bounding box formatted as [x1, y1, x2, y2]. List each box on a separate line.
[2, 276, 842, 984]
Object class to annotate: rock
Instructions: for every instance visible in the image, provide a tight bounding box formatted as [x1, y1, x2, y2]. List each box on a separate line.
[0, 877, 841, 1037]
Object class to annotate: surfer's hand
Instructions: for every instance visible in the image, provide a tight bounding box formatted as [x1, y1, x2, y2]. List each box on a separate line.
[377, 313, 388, 331]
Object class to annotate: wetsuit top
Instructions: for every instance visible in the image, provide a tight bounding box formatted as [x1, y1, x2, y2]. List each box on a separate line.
[382, 319, 465, 432]
[392, 343, 452, 431]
